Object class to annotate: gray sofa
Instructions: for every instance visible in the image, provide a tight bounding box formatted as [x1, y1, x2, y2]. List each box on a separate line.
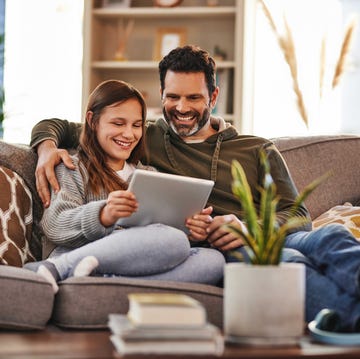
[1, 134, 360, 331]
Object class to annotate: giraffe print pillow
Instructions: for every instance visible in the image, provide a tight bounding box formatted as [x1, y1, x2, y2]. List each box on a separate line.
[312, 202, 360, 240]
[0, 166, 35, 266]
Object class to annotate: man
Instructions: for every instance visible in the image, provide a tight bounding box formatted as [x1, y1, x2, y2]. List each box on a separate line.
[31, 45, 360, 331]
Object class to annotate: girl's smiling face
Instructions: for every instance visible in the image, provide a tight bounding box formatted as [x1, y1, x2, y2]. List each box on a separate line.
[92, 98, 143, 171]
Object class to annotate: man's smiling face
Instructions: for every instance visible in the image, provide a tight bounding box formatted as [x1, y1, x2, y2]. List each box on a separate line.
[161, 71, 217, 139]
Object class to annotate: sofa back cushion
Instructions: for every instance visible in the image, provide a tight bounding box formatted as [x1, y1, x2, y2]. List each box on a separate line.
[273, 135, 360, 219]
[0, 166, 35, 266]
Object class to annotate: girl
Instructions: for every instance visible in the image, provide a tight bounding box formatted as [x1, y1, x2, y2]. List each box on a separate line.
[25, 80, 224, 292]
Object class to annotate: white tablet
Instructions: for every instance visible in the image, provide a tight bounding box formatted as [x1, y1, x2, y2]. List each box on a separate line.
[116, 169, 214, 233]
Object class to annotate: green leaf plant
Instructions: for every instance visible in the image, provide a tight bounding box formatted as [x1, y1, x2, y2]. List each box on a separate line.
[226, 150, 329, 265]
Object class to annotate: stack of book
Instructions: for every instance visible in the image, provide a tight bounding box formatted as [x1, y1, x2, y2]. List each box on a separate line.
[108, 293, 224, 356]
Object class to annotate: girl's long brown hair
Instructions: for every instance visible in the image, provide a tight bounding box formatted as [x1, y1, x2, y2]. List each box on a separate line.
[78, 80, 147, 195]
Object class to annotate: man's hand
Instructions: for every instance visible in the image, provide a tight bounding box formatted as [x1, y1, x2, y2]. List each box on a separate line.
[35, 140, 75, 207]
[206, 214, 246, 251]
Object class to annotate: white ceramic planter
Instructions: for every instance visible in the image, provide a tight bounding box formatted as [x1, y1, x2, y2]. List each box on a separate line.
[224, 262, 305, 346]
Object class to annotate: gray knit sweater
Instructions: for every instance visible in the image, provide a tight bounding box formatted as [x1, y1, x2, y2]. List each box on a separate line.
[40, 154, 153, 258]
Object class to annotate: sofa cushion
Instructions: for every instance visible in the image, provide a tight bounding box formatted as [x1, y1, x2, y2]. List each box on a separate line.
[0, 166, 36, 266]
[273, 135, 360, 219]
[0, 265, 54, 330]
[0, 141, 43, 260]
[312, 203, 360, 240]
[52, 276, 223, 330]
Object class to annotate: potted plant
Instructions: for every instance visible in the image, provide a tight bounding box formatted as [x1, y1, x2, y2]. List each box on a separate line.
[224, 151, 326, 346]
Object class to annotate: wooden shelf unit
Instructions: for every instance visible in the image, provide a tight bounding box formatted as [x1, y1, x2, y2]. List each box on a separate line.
[82, 0, 245, 127]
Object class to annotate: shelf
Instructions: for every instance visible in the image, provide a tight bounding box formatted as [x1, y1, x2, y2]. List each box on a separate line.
[83, 0, 244, 129]
[92, 61, 236, 70]
[93, 6, 236, 18]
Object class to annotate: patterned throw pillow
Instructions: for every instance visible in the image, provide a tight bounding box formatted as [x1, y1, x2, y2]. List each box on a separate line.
[312, 202, 360, 240]
[0, 166, 35, 266]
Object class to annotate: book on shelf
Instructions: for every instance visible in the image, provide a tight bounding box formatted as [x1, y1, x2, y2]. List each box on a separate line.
[108, 314, 224, 356]
[213, 68, 233, 117]
[127, 292, 207, 327]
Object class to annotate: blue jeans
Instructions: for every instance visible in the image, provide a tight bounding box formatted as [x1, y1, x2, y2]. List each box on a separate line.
[50, 223, 225, 285]
[226, 224, 360, 331]
[285, 224, 360, 330]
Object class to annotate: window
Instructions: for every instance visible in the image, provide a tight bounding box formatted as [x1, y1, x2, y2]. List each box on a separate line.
[3, 0, 84, 143]
[250, 0, 360, 137]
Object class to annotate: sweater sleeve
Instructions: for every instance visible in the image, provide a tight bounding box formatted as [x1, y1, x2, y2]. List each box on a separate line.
[263, 143, 312, 232]
[40, 159, 114, 248]
[30, 118, 82, 149]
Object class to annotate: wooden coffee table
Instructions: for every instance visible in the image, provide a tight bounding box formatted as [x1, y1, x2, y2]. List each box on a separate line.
[1, 327, 360, 358]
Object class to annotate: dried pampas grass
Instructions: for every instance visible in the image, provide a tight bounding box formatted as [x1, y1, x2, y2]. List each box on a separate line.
[332, 18, 357, 88]
[259, 0, 308, 127]
[259, 0, 357, 128]
[319, 35, 326, 98]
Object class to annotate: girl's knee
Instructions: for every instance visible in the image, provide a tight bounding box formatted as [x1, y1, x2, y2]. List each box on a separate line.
[149, 224, 189, 243]
[191, 248, 225, 284]
[208, 248, 226, 266]
[191, 248, 225, 270]
[151, 224, 190, 261]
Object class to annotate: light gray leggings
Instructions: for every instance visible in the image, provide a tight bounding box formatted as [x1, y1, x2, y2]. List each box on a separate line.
[49, 223, 225, 285]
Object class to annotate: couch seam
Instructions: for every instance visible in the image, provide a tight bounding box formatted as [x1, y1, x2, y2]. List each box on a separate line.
[58, 281, 223, 297]
[273, 136, 360, 152]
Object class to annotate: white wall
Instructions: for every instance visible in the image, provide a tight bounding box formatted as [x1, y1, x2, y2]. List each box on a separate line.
[251, 0, 359, 137]
[341, 0, 360, 134]
[3, 0, 84, 144]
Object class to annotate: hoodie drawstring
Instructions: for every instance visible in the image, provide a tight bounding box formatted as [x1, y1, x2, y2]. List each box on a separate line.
[164, 132, 181, 171]
[164, 131, 224, 182]
[210, 133, 223, 182]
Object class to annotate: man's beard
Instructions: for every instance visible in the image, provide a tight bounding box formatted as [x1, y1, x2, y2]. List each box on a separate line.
[163, 107, 211, 137]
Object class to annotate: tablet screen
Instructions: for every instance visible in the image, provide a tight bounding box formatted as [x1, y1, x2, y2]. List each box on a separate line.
[116, 169, 214, 233]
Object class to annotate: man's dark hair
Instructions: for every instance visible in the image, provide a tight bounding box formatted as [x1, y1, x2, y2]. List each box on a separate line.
[158, 45, 217, 97]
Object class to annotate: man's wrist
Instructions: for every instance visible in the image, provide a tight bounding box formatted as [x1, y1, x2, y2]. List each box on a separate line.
[36, 139, 57, 155]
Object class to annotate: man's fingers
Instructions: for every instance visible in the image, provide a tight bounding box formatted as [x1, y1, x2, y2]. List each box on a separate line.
[207, 228, 227, 244]
[210, 233, 243, 251]
[217, 239, 244, 252]
[35, 144, 72, 207]
[60, 152, 76, 170]
[206, 214, 233, 234]
[45, 169, 60, 194]
[36, 172, 51, 207]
